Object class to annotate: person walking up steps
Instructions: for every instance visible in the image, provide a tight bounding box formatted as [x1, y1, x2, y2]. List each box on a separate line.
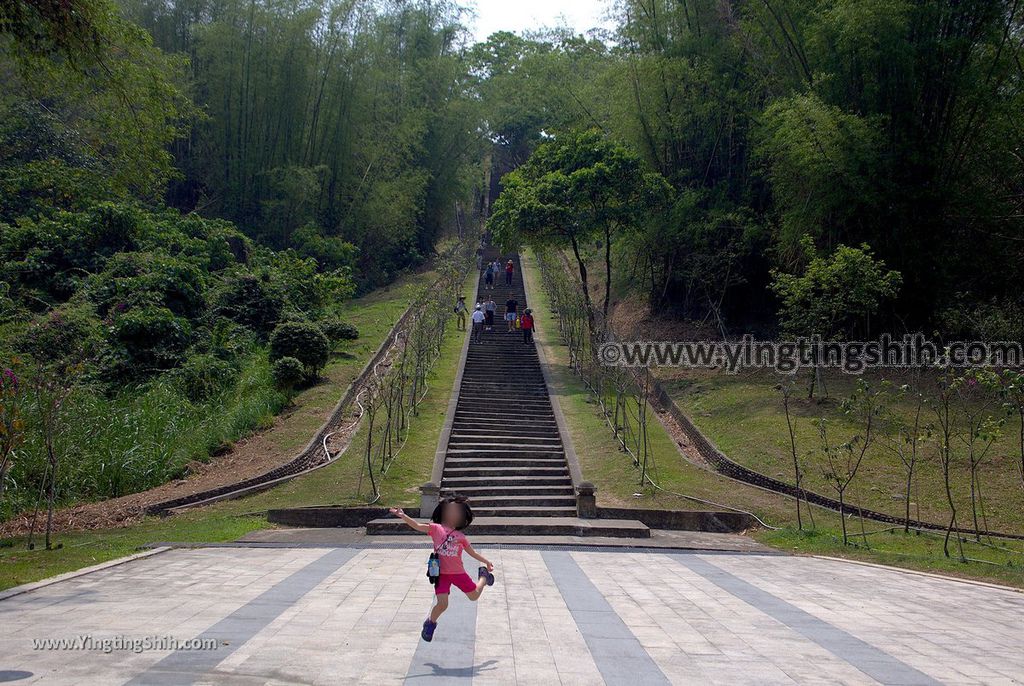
[521, 308, 535, 344]
[454, 296, 467, 331]
[389, 497, 495, 643]
[471, 304, 485, 343]
[505, 296, 518, 333]
[484, 262, 494, 290]
[505, 259, 514, 286]
[484, 297, 496, 331]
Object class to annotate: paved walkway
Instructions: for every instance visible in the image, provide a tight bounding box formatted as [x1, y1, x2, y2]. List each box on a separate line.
[1, 546, 1021, 685]
[234, 527, 772, 553]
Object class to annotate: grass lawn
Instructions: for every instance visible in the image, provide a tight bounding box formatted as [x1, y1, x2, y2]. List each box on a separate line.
[0, 268, 473, 592]
[202, 267, 473, 512]
[524, 248, 1024, 588]
[660, 367, 1024, 536]
[261, 266, 447, 459]
[522, 249, 796, 519]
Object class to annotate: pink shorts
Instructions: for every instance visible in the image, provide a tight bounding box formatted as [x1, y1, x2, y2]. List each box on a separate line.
[435, 571, 477, 596]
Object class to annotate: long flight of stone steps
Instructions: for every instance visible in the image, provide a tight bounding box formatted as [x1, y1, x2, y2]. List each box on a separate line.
[367, 251, 649, 538]
[443, 268, 575, 517]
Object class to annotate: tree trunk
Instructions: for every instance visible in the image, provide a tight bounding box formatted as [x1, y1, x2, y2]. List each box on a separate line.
[0, 453, 11, 505]
[838, 489, 848, 545]
[942, 445, 959, 559]
[904, 467, 913, 533]
[45, 442, 57, 551]
[568, 234, 597, 346]
[783, 394, 802, 530]
[970, 460, 980, 542]
[603, 224, 612, 326]
[1019, 410, 1024, 488]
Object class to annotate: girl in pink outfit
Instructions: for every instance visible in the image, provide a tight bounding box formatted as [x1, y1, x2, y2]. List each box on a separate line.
[389, 495, 495, 642]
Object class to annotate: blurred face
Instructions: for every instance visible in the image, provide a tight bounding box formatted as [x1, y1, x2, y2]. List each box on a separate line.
[442, 502, 464, 528]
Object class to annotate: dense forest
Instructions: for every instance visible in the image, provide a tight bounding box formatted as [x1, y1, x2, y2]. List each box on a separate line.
[486, 1, 1024, 340]
[0, 0, 484, 523]
[2, 0, 1024, 526]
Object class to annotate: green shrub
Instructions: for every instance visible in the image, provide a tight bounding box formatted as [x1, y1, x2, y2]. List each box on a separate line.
[269, 321, 329, 378]
[271, 356, 305, 394]
[172, 353, 239, 402]
[319, 318, 359, 342]
[211, 271, 284, 336]
[108, 306, 192, 377]
[207, 317, 256, 362]
[88, 251, 206, 319]
[19, 304, 101, 367]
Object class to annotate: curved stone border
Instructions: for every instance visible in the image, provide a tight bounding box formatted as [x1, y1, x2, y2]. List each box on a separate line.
[648, 379, 1024, 541]
[540, 248, 1024, 540]
[148, 252, 471, 516]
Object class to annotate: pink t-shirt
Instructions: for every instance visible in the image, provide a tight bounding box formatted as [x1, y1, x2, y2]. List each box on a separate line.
[429, 523, 467, 574]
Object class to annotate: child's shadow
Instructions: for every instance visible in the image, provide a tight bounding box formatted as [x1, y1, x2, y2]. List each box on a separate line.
[408, 660, 498, 679]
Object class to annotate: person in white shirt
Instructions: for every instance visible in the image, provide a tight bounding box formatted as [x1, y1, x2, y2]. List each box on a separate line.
[471, 304, 485, 343]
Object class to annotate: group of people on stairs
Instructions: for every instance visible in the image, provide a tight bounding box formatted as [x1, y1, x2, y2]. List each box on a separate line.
[453, 258, 535, 344]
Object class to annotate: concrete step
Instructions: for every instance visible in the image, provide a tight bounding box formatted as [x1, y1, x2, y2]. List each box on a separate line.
[456, 400, 551, 409]
[455, 397, 550, 406]
[455, 409, 554, 420]
[445, 447, 565, 456]
[446, 444, 563, 454]
[452, 416, 556, 425]
[445, 458, 567, 470]
[450, 430, 560, 441]
[457, 390, 550, 399]
[450, 423, 557, 433]
[466, 495, 578, 508]
[450, 485, 576, 497]
[366, 517, 651, 538]
[472, 506, 579, 517]
[459, 377, 545, 384]
[443, 466, 569, 478]
[447, 445, 564, 454]
[442, 475, 572, 487]
[449, 434, 562, 444]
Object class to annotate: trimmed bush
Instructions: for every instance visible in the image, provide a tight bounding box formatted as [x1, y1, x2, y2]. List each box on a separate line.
[269, 321, 329, 378]
[320, 318, 359, 342]
[271, 356, 305, 394]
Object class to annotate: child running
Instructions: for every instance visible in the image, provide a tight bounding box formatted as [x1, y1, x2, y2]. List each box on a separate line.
[389, 496, 495, 642]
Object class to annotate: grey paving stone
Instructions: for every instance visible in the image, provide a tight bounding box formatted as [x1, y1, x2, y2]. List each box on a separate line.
[541, 551, 670, 685]
[3, 545, 1024, 684]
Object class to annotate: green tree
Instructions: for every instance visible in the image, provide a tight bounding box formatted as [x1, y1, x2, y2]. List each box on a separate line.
[771, 238, 901, 397]
[490, 129, 671, 333]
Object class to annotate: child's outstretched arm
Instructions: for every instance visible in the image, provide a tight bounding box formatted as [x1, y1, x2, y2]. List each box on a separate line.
[463, 542, 494, 571]
[389, 507, 430, 534]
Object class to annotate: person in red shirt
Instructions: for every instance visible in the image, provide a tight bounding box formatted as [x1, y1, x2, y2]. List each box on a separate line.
[505, 259, 515, 285]
[521, 308, 535, 344]
[389, 496, 495, 642]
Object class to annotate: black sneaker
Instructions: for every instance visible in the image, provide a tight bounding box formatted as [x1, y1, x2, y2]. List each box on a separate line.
[421, 619, 437, 642]
[478, 566, 495, 586]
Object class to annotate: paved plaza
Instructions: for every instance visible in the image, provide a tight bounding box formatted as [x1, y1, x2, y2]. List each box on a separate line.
[1, 545, 1022, 685]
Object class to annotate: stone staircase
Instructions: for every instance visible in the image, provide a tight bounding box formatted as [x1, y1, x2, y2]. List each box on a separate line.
[366, 251, 649, 538]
